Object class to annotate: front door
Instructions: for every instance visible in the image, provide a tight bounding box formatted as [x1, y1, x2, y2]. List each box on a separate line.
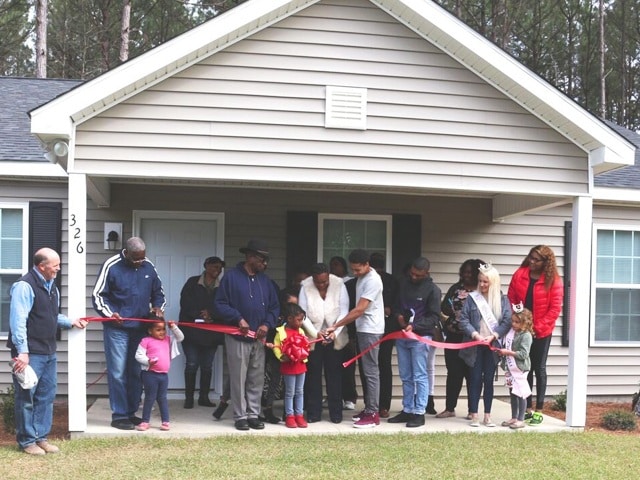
[135, 211, 225, 396]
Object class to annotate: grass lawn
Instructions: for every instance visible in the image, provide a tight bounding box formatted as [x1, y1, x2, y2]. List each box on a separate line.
[0, 431, 637, 479]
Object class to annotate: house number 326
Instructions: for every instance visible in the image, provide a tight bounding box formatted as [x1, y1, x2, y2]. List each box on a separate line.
[69, 214, 84, 254]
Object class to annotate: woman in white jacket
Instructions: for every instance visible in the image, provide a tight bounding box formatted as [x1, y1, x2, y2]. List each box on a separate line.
[298, 263, 350, 423]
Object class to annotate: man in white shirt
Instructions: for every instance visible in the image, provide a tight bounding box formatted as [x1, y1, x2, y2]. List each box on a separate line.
[324, 249, 384, 428]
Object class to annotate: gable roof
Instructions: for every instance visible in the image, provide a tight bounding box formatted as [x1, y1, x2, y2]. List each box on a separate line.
[0, 77, 82, 162]
[595, 122, 640, 188]
[30, 0, 634, 173]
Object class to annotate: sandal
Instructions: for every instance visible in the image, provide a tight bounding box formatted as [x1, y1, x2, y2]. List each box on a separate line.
[483, 417, 496, 427]
[469, 415, 479, 427]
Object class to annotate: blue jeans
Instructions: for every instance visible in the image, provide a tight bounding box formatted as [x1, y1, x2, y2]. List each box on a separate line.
[468, 347, 498, 414]
[396, 337, 430, 415]
[140, 370, 169, 423]
[283, 372, 305, 416]
[103, 324, 145, 421]
[13, 353, 57, 448]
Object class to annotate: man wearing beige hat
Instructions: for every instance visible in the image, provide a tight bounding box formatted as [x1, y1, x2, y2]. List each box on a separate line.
[214, 239, 279, 431]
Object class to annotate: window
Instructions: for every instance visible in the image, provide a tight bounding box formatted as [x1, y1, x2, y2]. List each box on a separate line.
[1, 205, 28, 336]
[592, 227, 640, 344]
[318, 214, 391, 272]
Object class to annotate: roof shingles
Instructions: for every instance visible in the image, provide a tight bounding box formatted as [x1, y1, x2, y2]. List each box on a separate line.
[0, 77, 82, 162]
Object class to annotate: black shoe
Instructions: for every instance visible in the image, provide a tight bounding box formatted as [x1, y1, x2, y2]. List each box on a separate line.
[388, 411, 412, 423]
[212, 401, 228, 419]
[234, 419, 250, 431]
[111, 419, 135, 430]
[262, 408, 281, 424]
[306, 416, 321, 423]
[426, 396, 437, 415]
[184, 397, 194, 409]
[407, 414, 425, 428]
[128, 416, 143, 426]
[330, 416, 343, 424]
[247, 418, 265, 430]
[198, 397, 216, 407]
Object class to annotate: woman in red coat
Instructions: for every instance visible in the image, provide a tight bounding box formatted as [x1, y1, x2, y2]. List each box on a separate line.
[507, 245, 563, 423]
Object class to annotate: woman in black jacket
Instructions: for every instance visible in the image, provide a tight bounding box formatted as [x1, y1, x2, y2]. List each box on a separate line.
[179, 256, 225, 409]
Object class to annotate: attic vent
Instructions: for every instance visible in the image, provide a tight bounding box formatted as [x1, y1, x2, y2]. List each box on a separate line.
[325, 86, 367, 130]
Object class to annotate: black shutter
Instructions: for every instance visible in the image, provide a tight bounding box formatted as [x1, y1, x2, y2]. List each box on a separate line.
[29, 201, 62, 291]
[392, 214, 421, 277]
[29, 202, 62, 260]
[562, 221, 571, 347]
[29, 202, 63, 338]
[286, 211, 318, 287]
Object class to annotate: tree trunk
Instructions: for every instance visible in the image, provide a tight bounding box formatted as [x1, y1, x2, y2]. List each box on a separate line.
[35, 0, 47, 78]
[598, 0, 605, 118]
[119, 0, 131, 62]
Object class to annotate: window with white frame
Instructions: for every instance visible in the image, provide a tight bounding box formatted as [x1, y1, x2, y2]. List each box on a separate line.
[318, 214, 391, 272]
[1, 205, 28, 336]
[592, 227, 640, 344]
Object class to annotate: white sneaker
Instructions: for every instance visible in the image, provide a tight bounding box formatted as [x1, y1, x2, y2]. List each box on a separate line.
[343, 401, 355, 410]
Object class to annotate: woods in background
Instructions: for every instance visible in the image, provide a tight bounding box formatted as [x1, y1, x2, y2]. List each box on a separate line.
[1, 0, 639, 130]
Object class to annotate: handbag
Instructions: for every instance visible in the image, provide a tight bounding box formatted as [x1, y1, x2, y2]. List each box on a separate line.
[432, 319, 445, 343]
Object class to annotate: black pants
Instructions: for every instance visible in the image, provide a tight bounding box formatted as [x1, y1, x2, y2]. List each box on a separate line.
[443, 335, 470, 412]
[527, 334, 552, 410]
[305, 343, 343, 421]
[378, 339, 395, 411]
[341, 339, 358, 402]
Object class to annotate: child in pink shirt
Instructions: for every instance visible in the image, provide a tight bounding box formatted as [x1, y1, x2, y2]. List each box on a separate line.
[135, 320, 184, 431]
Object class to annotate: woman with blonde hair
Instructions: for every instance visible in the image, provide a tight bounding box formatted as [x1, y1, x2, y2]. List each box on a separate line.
[458, 263, 512, 427]
[508, 245, 563, 424]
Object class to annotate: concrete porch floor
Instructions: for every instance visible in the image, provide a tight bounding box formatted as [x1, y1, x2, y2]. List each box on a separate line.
[75, 396, 576, 438]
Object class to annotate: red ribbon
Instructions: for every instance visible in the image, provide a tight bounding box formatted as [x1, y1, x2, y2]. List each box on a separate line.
[82, 316, 256, 339]
[341, 330, 499, 367]
[83, 317, 497, 368]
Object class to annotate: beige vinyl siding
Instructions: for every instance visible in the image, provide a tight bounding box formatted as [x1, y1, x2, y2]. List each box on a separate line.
[75, 0, 588, 197]
[588, 204, 640, 398]
[5, 180, 637, 400]
[82, 184, 573, 399]
[0, 182, 75, 392]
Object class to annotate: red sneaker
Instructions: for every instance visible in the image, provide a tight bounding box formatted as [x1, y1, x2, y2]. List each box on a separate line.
[295, 415, 308, 428]
[352, 410, 366, 421]
[353, 412, 380, 429]
[285, 415, 297, 428]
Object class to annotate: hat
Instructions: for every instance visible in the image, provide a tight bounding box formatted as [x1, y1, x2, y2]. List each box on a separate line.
[204, 256, 225, 267]
[239, 239, 270, 256]
[11, 362, 38, 390]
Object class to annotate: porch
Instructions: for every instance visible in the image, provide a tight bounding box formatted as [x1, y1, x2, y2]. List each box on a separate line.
[75, 396, 573, 439]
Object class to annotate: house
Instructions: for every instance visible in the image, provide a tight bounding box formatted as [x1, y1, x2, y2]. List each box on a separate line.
[1, 0, 638, 432]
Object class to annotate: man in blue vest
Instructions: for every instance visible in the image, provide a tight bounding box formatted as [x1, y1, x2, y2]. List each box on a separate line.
[8, 248, 87, 455]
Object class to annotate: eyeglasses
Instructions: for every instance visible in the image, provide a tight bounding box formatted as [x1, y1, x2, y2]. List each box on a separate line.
[528, 255, 545, 263]
[252, 254, 269, 264]
[126, 253, 146, 264]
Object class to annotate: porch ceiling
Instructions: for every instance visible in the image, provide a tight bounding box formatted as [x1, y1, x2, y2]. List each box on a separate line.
[88, 175, 568, 222]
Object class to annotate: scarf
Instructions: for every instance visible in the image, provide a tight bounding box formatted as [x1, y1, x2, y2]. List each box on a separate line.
[300, 274, 347, 350]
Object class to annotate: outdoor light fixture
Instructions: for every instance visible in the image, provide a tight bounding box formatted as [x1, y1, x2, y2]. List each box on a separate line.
[53, 141, 68, 157]
[106, 230, 119, 250]
[43, 140, 69, 163]
[103, 222, 123, 250]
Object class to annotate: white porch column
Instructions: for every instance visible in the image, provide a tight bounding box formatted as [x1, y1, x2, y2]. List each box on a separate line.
[566, 195, 592, 427]
[67, 173, 88, 432]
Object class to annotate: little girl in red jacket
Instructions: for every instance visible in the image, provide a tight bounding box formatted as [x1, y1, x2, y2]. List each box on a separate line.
[268, 303, 310, 428]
